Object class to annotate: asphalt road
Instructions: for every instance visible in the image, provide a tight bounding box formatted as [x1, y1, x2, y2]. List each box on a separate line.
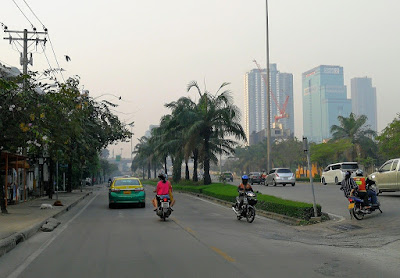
[0, 185, 398, 278]
[225, 178, 400, 225]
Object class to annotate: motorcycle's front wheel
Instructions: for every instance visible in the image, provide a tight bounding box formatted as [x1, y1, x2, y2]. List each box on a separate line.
[246, 207, 256, 223]
[352, 206, 364, 220]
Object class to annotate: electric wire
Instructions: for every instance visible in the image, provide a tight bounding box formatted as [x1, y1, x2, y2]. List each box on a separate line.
[19, 0, 65, 83]
[46, 34, 65, 82]
[22, 0, 46, 29]
[11, 0, 35, 29]
[38, 41, 57, 82]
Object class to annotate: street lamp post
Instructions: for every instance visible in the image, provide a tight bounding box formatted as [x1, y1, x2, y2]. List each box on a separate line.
[265, 0, 271, 173]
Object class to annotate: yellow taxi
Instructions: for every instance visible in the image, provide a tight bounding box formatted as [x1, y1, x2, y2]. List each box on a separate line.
[108, 177, 145, 208]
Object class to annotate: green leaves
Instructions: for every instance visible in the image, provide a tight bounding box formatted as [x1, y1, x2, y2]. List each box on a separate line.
[377, 114, 400, 159]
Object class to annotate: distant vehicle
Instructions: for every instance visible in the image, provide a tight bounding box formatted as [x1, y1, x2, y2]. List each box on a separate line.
[321, 162, 359, 185]
[85, 178, 92, 186]
[221, 172, 234, 182]
[369, 158, 400, 194]
[265, 168, 295, 186]
[108, 177, 145, 208]
[249, 172, 262, 185]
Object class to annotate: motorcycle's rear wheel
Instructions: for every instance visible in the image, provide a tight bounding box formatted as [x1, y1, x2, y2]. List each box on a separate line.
[246, 207, 256, 223]
[352, 206, 364, 220]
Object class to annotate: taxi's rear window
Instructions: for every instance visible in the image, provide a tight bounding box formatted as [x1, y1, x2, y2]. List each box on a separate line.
[114, 179, 140, 186]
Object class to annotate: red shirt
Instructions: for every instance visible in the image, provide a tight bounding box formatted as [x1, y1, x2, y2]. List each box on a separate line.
[156, 181, 169, 195]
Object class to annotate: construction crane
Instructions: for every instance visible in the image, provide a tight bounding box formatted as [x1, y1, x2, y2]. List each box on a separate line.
[253, 60, 290, 123]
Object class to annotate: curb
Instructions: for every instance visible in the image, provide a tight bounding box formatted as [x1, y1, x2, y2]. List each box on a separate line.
[0, 191, 93, 258]
[175, 190, 303, 225]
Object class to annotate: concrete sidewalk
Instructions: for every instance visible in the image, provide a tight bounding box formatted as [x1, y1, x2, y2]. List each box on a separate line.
[0, 187, 94, 257]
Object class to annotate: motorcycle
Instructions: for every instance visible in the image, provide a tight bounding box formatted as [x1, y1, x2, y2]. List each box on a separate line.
[156, 195, 172, 221]
[232, 191, 257, 223]
[348, 195, 382, 220]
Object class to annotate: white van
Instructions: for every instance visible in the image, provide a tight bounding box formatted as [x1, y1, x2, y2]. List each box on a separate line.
[321, 162, 359, 185]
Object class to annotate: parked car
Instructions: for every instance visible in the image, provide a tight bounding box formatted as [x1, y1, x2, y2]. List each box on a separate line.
[321, 162, 359, 185]
[249, 172, 262, 185]
[265, 168, 295, 186]
[369, 158, 400, 194]
[109, 177, 146, 208]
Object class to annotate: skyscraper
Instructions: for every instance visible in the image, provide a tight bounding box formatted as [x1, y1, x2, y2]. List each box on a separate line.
[244, 64, 294, 144]
[351, 77, 377, 132]
[302, 65, 352, 143]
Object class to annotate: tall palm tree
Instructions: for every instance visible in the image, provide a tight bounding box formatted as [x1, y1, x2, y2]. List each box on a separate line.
[133, 136, 153, 179]
[330, 113, 376, 161]
[187, 81, 246, 184]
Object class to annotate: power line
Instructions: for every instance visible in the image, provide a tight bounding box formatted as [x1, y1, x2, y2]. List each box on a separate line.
[46, 34, 65, 82]
[22, 0, 46, 30]
[20, 0, 65, 82]
[11, 0, 35, 29]
[38, 41, 58, 81]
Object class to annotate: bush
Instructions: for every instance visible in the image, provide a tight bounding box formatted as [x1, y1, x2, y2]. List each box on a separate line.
[172, 183, 322, 220]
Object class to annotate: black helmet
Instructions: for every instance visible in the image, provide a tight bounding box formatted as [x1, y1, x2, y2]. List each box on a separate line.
[158, 173, 166, 180]
[345, 171, 351, 179]
[355, 169, 363, 176]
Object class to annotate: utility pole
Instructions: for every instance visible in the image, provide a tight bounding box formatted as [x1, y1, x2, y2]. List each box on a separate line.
[265, 0, 271, 172]
[3, 28, 47, 90]
[303, 137, 319, 218]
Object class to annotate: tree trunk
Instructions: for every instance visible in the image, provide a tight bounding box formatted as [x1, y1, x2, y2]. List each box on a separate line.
[193, 149, 198, 182]
[185, 159, 190, 180]
[172, 156, 182, 183]
[67, 159, 72, 192]
[203, 134, 212, 185]
[147, 161, 151, 179]
[142, 165, 145, 180]
[48, 159, 54, 199]
[154, 164, 157, 179]
[164, 156, 168, 175]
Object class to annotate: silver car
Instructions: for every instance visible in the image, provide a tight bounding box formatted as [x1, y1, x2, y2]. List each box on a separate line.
[265, 168, 296, 186]
[369, 158, 400, 194]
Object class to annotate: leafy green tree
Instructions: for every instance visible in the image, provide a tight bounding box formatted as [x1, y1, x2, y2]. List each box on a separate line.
[330, 113, 376, 161]
[377, 114, 400, 159]
[310, 139, 353, 166]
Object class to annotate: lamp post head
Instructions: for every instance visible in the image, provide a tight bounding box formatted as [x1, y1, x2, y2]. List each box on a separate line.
[302, 137, 308, 153]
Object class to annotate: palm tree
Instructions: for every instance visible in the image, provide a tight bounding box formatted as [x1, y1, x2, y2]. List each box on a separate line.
[330, 113, 376, 161]
[133, 136, 154, 179]
[187, 81, 246, 184]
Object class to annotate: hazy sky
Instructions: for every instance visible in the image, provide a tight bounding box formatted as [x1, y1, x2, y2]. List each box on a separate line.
[1, 0, 399, 159]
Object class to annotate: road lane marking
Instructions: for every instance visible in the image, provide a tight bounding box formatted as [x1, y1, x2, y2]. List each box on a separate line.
[210, 246, 236, 262]
[185, 227, 196, 236]
[7, 192, 99, 278]
[171, 218, 237, 265]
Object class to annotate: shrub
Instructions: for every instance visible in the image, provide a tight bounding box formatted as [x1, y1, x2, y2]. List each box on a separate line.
[171, 183, 322, 220]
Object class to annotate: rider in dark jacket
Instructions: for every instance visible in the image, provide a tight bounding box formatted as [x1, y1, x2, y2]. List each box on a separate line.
[233, 175, 253, 212]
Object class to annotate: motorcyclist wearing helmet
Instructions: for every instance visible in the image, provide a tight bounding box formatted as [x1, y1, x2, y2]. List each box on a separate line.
[233, 175, 253, 213]
[152, 173, 170, 210]
[341, 170, 370, 209]
[354, 169, 378, 206]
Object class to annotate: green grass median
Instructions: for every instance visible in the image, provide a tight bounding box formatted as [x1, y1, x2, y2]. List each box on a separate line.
[144, 179, 321, 221]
